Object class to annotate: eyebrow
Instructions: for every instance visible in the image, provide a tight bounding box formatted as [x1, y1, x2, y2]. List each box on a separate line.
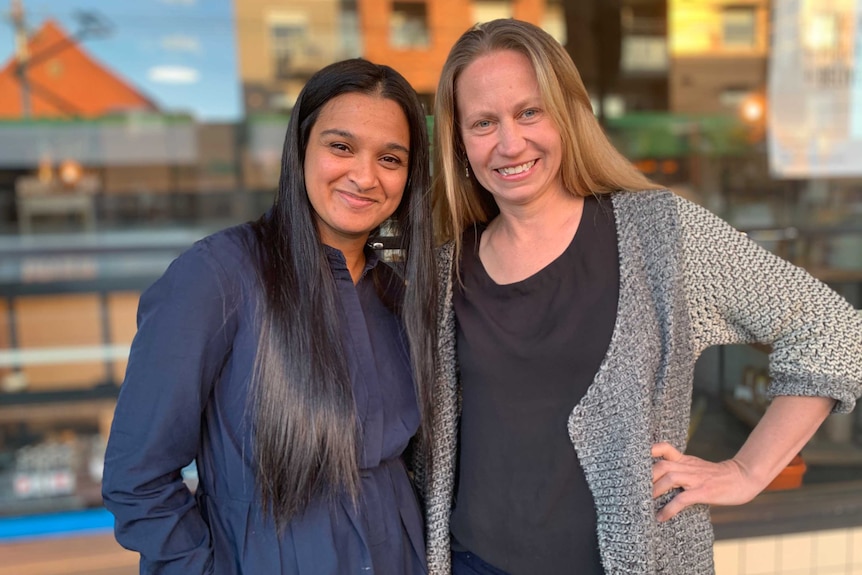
[319, 128, 410, 155]
[462, 97, 540, 123]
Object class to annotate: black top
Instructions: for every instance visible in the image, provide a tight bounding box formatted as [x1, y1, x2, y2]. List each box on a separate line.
[450, 195, 618, 575]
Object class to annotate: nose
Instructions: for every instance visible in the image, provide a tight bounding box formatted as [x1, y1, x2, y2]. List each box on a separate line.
[496, 120, 526, 157]
[348, 155, 378, 192]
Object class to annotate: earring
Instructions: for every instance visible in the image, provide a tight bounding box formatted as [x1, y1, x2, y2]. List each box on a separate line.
[464, 162, 470, 179]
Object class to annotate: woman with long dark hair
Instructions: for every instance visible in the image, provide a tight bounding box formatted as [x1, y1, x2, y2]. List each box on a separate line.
[102, 58, 435, 575]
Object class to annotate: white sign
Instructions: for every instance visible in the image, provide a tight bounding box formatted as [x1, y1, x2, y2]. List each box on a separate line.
[768, 0, 862, 177]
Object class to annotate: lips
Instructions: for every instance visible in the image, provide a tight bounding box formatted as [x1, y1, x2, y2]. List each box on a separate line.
[496, 160, 536, 176]
[337, 190, 377, 208]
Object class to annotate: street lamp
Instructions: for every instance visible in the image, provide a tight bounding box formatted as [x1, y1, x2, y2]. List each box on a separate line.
[740, 92, 767, 144]
[741, 95, 765, 123]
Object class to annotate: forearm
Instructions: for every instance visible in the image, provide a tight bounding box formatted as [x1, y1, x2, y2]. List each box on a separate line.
[733, 395, 835, 488]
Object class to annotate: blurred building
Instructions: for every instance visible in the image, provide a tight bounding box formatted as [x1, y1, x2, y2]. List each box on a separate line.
[669, 0, 769, 116]
[565, 0, 669, 118]
[236, 0, 346, 115]
[0, 17, 242, 227]
[667, 0, 771, 172]
[618, 0, 669, 112]
[234, 0, 565, 114]
[601, 0, 773, 195]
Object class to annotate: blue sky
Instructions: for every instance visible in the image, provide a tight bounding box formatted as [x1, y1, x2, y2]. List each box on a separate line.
[0, 0, 242, 120]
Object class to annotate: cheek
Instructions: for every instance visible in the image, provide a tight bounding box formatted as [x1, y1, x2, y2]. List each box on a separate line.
[462, 139, 487, 166]
[302, 157, 317, 192]
[304, 151, 340, 184]
[303, 161, 332, 211]
[305, 158, 333, 182]
[385, 173, 408, 204]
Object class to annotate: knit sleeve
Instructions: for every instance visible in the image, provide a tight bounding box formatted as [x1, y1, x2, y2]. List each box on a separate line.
[674, 194, 862, 413]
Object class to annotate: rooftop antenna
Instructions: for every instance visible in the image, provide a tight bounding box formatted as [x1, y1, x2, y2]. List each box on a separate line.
[9, 0, 31, 117]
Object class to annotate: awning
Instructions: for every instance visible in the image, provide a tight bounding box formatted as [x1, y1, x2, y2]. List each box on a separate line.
[0, 114, 198, 167]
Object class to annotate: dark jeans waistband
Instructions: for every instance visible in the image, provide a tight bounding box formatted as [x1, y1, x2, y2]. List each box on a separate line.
[452, 550, 510, 575]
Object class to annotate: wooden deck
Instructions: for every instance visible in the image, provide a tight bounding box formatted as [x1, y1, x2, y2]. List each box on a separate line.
[0, 532, 137, 575]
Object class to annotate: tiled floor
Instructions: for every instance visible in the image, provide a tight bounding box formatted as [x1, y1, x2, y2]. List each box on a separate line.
[715, 526, 862, 575]
[1, 525, 861, 574]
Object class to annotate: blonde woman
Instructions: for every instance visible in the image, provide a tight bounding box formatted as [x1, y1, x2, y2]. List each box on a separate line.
[422, 18, 862, 575]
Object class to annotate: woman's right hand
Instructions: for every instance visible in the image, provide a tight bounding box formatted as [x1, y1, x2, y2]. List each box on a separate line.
[651, 442, 763, 522]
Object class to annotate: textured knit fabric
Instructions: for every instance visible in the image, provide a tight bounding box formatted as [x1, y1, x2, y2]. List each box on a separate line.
[420, 189, 862, 575]
[102, 223, 427, 575]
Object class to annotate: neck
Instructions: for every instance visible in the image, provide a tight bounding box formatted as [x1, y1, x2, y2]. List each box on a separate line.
[333, 241, 367, 284]
[491, 189, 584, 246]
[479, 191, 585, 285]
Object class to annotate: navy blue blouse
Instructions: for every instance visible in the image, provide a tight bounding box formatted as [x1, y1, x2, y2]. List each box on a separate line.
[102, 223, 426, 575]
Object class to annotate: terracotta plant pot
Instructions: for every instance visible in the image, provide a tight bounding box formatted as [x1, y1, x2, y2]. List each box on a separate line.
[765, 454, 807, 491]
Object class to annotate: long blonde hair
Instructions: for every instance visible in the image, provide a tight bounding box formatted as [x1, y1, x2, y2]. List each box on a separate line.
[433, 18, 660, 249]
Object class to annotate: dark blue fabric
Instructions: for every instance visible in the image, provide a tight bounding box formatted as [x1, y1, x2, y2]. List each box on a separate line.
[102, 223, 426, 575]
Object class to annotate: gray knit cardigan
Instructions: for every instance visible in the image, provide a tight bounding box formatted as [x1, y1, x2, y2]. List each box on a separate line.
[420, 189, 862, 575]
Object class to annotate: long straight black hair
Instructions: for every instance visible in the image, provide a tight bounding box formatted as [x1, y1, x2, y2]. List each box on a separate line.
[249, 58, 435, 526]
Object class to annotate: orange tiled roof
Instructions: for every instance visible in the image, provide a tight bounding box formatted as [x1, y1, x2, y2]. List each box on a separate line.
[0, 19, 158, 119]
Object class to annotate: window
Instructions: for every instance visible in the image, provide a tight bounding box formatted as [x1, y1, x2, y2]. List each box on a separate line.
[621, 36, 668, 73]
[390, 1, 429, 49]
[472, 0, 512, 24]
[803, 12, 839, 51]
[270, 20, 308, 81]
[721, 7, 756, 49]
[339, 1, 363, 59]
[719, 86, 752, 110]
[541, 0, 567, 46]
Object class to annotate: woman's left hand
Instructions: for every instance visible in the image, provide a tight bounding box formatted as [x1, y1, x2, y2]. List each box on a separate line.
[650, 442, 764, 522]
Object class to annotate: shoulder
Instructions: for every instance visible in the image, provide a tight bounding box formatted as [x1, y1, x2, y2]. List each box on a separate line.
[187, 222, 258, 272]
[193, 222, 259, 269]
[609, 188, 676, 220]
[610, 189, 735, 236]
[609, 188, 685, 246]
[154, 222, 260, 302]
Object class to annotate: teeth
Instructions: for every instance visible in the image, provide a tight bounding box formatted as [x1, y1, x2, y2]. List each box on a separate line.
[497, 161, 535, 176]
